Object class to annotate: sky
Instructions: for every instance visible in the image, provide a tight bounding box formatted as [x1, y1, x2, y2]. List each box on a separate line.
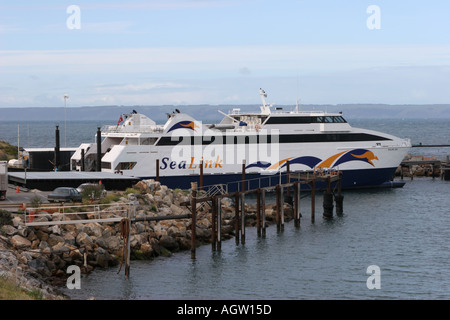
[1, 0, 450, 108]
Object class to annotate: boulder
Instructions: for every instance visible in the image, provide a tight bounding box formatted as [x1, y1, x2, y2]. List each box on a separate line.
[10, 235, 31, 249]
[159, 235, 179, 252]
[1, 225, 18, 236]
[76, 232, 94, 248]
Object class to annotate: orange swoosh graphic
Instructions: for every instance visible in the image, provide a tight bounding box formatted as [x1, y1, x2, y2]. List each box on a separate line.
[180, 122, 199, 131]
[267, 157, 294, 171]
[351, 151, 379, 166]
[317, 151, 347, 168]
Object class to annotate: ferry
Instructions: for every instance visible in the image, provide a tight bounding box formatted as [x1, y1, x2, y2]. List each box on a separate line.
[70, 89, 411, 191]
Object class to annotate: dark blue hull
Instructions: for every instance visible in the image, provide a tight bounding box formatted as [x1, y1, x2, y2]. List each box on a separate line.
[139, 167, 403, 192]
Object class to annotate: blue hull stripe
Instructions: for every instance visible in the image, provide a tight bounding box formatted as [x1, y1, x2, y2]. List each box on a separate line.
[139, 167, 401, 192]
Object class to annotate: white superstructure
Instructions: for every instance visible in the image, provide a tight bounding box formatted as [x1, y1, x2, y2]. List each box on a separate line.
[70, 90, 411, 190]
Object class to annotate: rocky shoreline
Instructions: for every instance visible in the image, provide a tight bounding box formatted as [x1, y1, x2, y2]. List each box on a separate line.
[0, 179, 292, 300]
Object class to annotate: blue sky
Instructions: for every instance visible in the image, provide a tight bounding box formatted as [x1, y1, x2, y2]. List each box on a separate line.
[1, 0, 450, 108]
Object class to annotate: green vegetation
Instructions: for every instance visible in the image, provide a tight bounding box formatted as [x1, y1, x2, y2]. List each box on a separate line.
[0, 209, 12, 228]
[0, 276, 45, 300]
[80, 184, 106, 200]
[125, 187, 140, 194]
[99, 192, 122, 204]
[0, 140, 17, 161]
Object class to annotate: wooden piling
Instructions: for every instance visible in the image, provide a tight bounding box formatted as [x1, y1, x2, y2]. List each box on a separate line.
[311, 179, 316, 223]
[276, 184, 281, 231]
[200, 160, 203, 190]
[335, 172, 344, 216]
[294, 181, 300, 227]
[240, 193, 245, 244]
[261, 188, 266, 237]
[234, 192, 240, 245]
[256, 188, 261, 237]
[280, 185, 285, 231]
[156, 159, 159, 182]
[217, 196, 222, 251]
[323, 176, 333, 219]
[125, 218, 131, 278]
[241, 161, 246, 192]
[211, 195, 217, 251]
[190, 187, 197, 259]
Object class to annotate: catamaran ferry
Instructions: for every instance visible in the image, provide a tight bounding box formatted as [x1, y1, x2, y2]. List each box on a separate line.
[70, 89, 411, 191]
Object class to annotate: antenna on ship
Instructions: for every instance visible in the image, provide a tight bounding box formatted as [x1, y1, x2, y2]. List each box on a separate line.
[259, 88, 271, 114]
[295, 98, 301, 113]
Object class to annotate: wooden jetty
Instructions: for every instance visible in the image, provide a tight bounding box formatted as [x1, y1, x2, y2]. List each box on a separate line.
[181, 168, 344, 255]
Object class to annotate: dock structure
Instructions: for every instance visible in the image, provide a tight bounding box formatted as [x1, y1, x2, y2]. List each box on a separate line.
[181, 163, 345, 252]
[7, 171, 140, 191]
[399, 155, 450, 180]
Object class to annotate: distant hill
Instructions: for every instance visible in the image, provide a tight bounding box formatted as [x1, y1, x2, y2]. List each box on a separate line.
[0, 104, 449, 122]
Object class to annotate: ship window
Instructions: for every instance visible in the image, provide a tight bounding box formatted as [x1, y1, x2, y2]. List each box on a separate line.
[101, 162, 111, 169]
[140, 137, 157, 145]
[115, 162, 137, 170]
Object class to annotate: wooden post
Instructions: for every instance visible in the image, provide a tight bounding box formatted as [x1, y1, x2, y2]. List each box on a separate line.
[156, 159, 159, 182]
[323, 176, 333, 219]
[211, 195, 217, 251]
[241, 161, 246, 192]
[276, 184, 281, 232]
[261, 188, 266, 237]
[125, 218, 131, 279]
[217, 196, 222, 251]
[200, 160, 203, 190]
[294, 181, 300, 227]
[335, 172, 344, 216]
[280, 185, 285, 231]
[256, 188, 261, 237]
[234, 192, 240, 245]
[286, 161, 290, 199]
[311, 179, 316, 223]
[240, 192, 245, 244]
[190, 186, 197, 259]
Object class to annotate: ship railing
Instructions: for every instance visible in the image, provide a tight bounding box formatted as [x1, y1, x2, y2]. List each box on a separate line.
[101, 125, 164, 133]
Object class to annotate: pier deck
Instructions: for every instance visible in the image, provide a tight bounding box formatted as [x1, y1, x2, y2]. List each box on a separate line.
[8, 171, 140, 191]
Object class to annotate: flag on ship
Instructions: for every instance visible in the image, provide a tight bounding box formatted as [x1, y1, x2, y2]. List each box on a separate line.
[116, 114, 123, 128]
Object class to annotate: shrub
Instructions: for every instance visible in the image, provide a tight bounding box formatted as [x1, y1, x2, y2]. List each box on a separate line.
[0, 209, 12, 227]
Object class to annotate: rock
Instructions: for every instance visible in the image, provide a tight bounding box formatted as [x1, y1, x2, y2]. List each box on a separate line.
[1, 225, 18, 236]
[50, 225, 62, 235]
[76, 232, 94, 249]
[63, 233, 76, 245]
[12, 216, 23, 227]
[47, 234, 65, 247]
[35, 229, 49, 242]
[170, 204, 184, 215]
[159, 235, 179, 252]
[10, 235, 31, 248]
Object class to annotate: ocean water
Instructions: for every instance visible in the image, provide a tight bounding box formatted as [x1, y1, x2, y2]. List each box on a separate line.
[62, 177, 450, 300]
[1, 117, 449, 300]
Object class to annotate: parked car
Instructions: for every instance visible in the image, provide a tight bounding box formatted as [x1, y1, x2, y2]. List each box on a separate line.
[76, 183, 107, 199]
[47, 187, 82, 203]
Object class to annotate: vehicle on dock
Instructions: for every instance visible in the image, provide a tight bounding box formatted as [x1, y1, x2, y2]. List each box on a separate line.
[70, 89, 411, 191]
[47, 187, 82, 203]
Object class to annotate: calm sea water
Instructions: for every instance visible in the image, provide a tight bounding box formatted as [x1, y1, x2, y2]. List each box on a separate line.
[1, 117, 449, 300]
[62, 177, 450, 300]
